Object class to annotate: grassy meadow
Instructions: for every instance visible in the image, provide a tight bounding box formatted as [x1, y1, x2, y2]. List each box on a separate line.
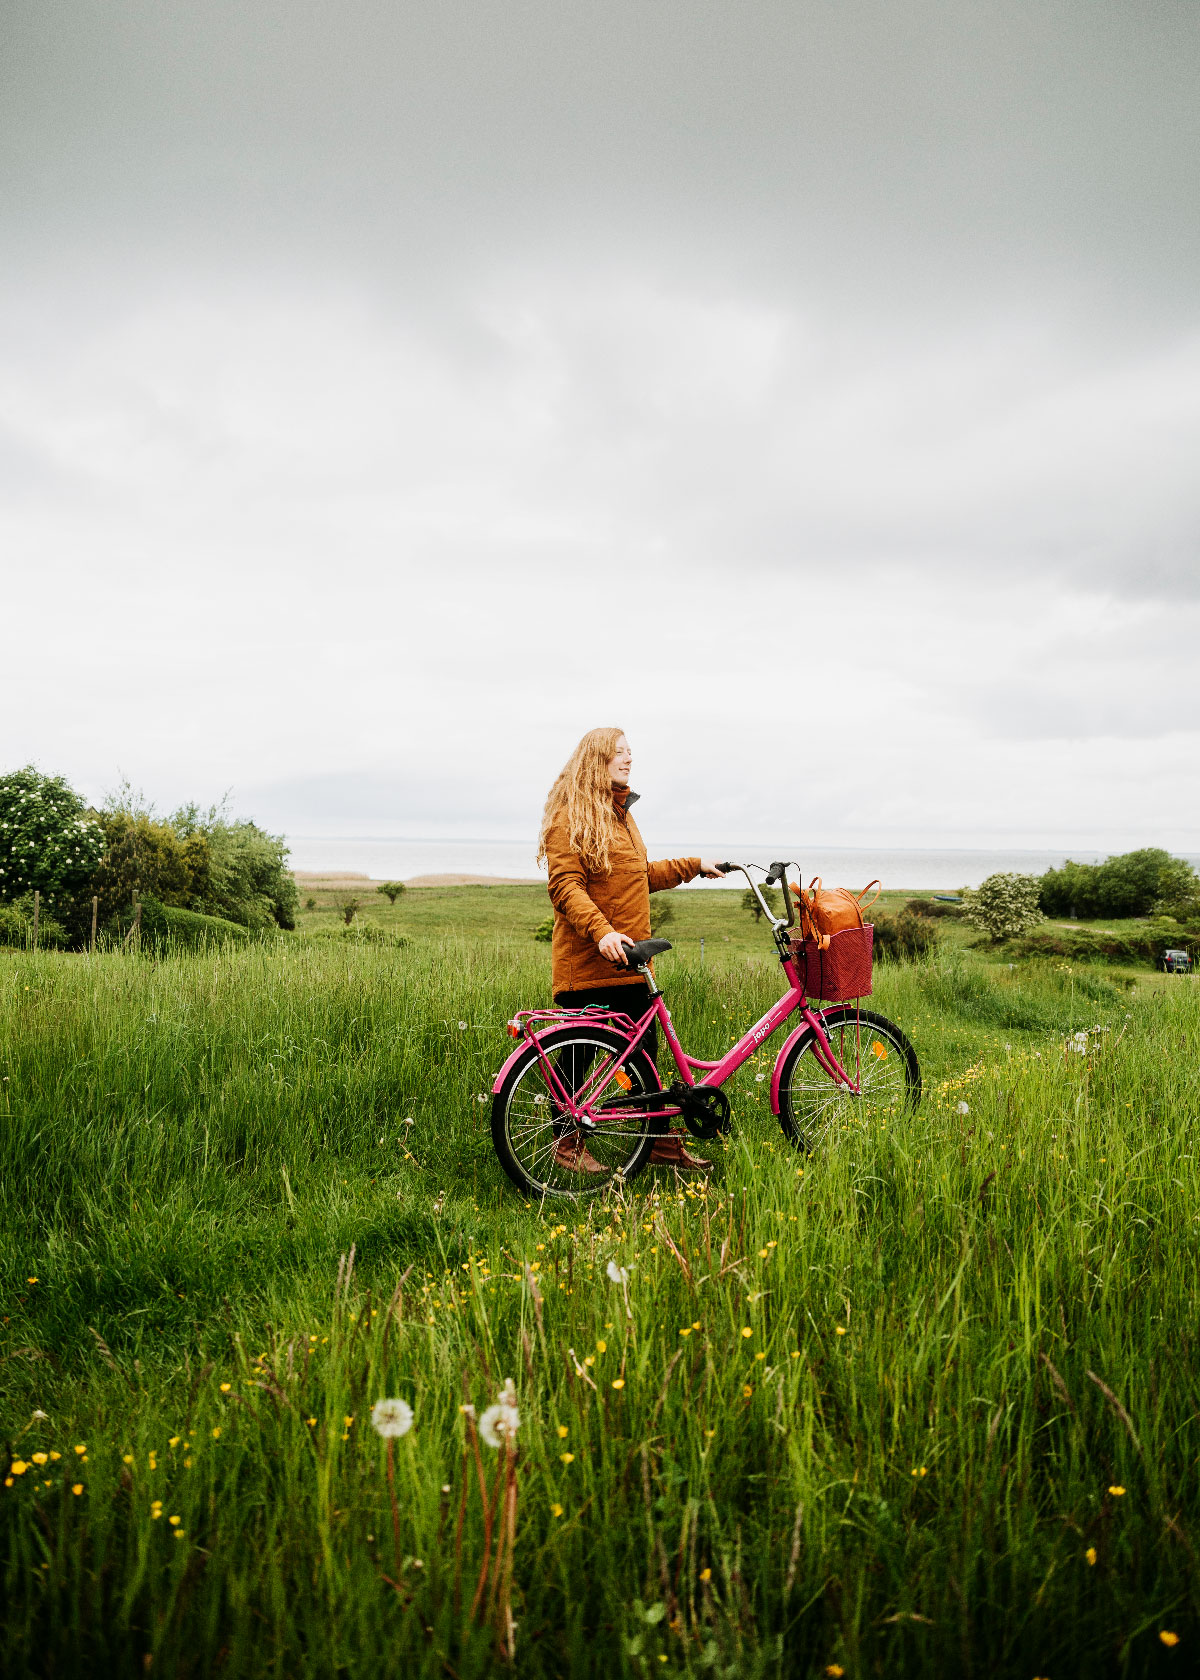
[2, 886, 1198, 1676]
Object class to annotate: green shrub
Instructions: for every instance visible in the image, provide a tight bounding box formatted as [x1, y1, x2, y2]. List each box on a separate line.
[376, 881, 406, 905]
[337, 923, 409, 948]
[91, 806, 208, 926]
[0, 898, 69, 950]
[173, 805, 298, 931]
[648, 895, 675, 932]
[533, 915, 554, 943]
[963, 873, 1045, 941]
[873, 909, 939, 962]
[904, 896, 963, 920]
[1013, 920, 1198, 969]
[741, 886, 781, 922]
[116, 897, 250, 952]
[1039, 848, 1200, 919]
[0, 766, 105, 930]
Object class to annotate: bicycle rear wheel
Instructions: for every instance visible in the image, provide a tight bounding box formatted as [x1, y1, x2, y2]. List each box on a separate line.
[491, 1024, 664, 1199]
[776, 1007, 920, 1152]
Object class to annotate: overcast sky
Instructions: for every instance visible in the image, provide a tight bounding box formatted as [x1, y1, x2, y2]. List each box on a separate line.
[3, 0, 1198, 853]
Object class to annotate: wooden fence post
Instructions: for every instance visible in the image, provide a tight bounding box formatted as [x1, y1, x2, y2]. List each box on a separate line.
[32, 890, 39, 950]
[90, 896, 99, 954]
[123, 895, 142, 953]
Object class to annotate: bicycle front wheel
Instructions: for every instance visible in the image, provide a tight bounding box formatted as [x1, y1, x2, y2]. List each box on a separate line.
[776, 1007, 920, 1152]
[491, 1025, 664, 1199]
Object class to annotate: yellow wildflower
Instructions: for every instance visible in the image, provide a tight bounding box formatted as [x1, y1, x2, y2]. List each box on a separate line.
[611, 1379, 625, 1390]
[1085, 1547, 1097, 1566]
[1108, 1484, 1126, 1497]
[72, 1484, 83, 1496]
[560, 1452, 575, 1464]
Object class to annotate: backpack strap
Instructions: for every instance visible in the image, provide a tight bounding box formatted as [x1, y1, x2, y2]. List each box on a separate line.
[856, 880, 882, 913]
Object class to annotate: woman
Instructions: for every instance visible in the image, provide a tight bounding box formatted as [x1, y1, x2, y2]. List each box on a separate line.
[537, 727, 725, 1174]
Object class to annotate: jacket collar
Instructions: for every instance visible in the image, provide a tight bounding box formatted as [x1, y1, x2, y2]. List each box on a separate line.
[612, 786, 639, 813]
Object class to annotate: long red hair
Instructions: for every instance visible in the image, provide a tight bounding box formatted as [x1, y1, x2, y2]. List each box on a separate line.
[537, 727, 626, 875]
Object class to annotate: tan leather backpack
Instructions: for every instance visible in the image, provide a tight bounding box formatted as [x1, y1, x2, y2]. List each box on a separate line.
[790, 878, 882, 949]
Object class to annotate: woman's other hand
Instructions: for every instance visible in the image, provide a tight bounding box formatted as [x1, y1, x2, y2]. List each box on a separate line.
[598, 930, 636, 965]
[697, 859, 727, 879]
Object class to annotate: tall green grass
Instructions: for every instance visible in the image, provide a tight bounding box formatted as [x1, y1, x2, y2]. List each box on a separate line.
[1, 943, 1197, 1676]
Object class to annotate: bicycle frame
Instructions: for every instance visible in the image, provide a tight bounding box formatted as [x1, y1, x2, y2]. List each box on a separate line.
[492, 861, 862, 1126]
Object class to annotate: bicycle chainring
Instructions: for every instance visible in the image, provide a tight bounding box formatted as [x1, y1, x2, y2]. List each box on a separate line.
[675, 1084, 732, 1140]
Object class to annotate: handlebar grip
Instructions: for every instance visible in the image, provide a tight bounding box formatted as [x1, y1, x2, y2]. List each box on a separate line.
[717, 862, 734, 873]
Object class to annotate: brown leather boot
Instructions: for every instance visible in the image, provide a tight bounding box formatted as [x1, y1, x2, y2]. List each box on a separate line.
[552, 1134, 606, 1174]
[648, 1130, 713, 1173]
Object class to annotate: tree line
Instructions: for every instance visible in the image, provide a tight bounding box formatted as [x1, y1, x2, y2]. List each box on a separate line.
[0, 766, 297, 949]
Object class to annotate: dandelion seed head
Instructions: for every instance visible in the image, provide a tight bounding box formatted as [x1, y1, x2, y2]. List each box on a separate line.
[371, 1398, 414, 1439]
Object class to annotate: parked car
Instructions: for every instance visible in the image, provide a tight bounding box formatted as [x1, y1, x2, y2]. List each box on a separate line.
[1162, 948, 1192, 974]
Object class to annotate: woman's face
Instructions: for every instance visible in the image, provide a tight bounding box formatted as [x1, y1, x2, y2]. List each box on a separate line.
[607, 735, 632, 787]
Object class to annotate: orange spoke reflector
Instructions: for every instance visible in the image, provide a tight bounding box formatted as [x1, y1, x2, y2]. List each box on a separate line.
[614, 1069, 633, 1091]
[872, 1043, 888, 1059]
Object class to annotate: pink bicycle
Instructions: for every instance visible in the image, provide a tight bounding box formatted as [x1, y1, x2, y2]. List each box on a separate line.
[490, 861, 921, 1198]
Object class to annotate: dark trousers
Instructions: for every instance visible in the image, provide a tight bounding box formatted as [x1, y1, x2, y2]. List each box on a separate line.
[551, 983, 659, 1129]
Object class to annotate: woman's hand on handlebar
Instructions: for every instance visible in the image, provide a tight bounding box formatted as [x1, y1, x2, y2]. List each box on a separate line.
[698, 858, 728, 879]
[598, 930, 636, 965]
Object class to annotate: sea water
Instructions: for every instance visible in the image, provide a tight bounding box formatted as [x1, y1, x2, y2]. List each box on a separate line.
[285, 835, 1197, 891]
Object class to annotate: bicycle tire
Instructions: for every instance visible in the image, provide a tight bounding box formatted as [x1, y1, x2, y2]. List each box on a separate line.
[491, 1024, 665, 1199]
[776, 1007, 920, 1152]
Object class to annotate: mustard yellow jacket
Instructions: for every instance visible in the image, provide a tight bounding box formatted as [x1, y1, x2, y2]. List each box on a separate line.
[543, 788, 700, 992]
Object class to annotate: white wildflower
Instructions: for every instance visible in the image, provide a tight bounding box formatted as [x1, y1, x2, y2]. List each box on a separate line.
[371, 1398, 414, 1439]
[606, 1261, 630, 1284]
[478, 1378, 520, 1449]
[956, 1101, 970, 1115]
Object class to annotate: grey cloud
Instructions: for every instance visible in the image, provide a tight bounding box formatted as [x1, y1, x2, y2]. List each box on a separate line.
[4, 1, 1200, 842]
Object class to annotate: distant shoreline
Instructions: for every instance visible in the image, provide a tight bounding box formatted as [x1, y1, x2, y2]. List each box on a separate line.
[292, 871, 542, 889]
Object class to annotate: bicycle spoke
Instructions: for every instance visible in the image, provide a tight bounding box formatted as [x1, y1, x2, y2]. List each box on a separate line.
[778, 1010, 919, 1151]
[493, 1030, 661, 1198]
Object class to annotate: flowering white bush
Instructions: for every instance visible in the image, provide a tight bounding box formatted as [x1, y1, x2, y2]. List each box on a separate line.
[962, 873, 1045, 942]
[0, 767, 104, 911]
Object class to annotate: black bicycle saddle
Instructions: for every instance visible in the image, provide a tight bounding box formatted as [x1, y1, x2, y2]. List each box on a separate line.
[620, 938, 672, 967]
